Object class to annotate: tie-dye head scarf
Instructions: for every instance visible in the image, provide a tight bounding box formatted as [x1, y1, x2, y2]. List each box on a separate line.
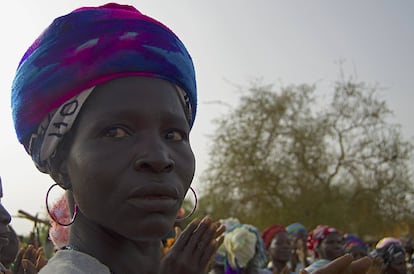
[343, 233, 368, 254]
[286, 222, 307, 237]
[219, 223, 267, 274]
[372, 237, 405, 267]
[261, 224, 286, 250]
[307, 225, 339, 258]
[11, 3, 196, 173]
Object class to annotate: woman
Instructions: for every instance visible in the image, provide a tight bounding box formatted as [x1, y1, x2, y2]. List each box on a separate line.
[210, 220, 268, 274]
[286, 223, 309, 272]
[0, 177, 12, 274]
[304, 225, 344, 273]
[261, 224, 292, 273]
[343, 234, 368, 260]
[11, 3, 222, 273]
[371, 237, 407, 274]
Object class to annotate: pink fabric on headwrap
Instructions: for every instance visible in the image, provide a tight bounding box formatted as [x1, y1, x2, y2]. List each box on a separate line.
[307, 225, 339, 258]
[376, 237, 402, 249]
[11, 2, 197, 174]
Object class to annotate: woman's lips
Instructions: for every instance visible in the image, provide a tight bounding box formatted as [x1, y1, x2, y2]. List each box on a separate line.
[126, 184, 181, 211]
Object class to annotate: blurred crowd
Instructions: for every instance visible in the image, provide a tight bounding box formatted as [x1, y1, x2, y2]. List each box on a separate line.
[2, 203, 413, 274]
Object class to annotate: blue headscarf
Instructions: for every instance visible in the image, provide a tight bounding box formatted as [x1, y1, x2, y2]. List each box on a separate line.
[11, 3, 197, 172]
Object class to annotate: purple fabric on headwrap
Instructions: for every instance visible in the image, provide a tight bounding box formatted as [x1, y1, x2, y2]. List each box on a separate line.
[343, 234, 367, 253]
[11, 3, 197, 164]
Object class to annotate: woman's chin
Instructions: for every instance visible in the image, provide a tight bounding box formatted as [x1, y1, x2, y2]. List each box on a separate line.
[122, 214, 176, 241]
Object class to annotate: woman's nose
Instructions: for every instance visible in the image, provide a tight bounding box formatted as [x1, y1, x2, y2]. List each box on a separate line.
[134, 157, 175, 173]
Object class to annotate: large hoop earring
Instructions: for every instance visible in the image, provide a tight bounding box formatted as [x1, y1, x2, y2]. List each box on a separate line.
[175, 186, 198, 223]
[46, 183, 78, 226]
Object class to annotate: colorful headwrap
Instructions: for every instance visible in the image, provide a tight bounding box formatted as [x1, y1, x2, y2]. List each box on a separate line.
[215, 223, 267, 274]
[286, 222, 307, 237]
[261, 224, 287, 250]
[307, 225, 339, 258]
[375, 237, 402, 249]
[372, 237, 405, 266]
[343, 233, 368, 254]
[11, 3, 197, 173]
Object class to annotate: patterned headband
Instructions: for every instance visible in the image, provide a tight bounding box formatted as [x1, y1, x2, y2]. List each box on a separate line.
[11, 3, 197, 172]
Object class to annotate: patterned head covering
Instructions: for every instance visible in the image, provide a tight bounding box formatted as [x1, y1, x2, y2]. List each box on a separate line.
[307, 225, 339, 258]
[215, 223, 267, 274]
[343, 233, 368, 254]
[376, 237, 402, 249]
[11, 3, 196, 173]
[286, 222, 307, 237]
[372, 237, 405, 266]
[261, 224, 287, 250]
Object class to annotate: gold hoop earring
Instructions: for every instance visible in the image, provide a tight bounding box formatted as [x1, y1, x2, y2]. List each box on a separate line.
[45, 183, 78, 226]
[175, 186, 198, 223]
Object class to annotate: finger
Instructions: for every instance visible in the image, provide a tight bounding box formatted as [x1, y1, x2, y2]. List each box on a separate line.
[174, 226, 182, 239]
[313, 254, 353, 274]
[23, 245, 36, 263]
[13, 246, 27, 273]
[200, 235, 225, 272]
[34, 247, 44, 259]
[350, 256, 372, 273]
[299, 270, 309, 274]
[195, 221, 220, 252]
[170, 218, 200, 250]
[185, 216, 212, 252]
[214, 223, 225, 238]
[22, 259, 38, 274]
[35, 249, 48, 271]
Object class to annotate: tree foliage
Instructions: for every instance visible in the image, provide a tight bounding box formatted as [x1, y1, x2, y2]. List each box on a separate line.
[200, 79, 414, 238]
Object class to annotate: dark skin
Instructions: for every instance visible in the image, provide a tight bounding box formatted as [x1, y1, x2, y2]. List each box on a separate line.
[386, 252, 407, 274]
[348, 246, 368, 261]
[300, 254, 373, 274]
[160, 216, 225, 274]
[290, 231, 309, 270]
[57, 76, 197, 273]
[1, 226, 19, 269]
[316, 232, 345, 261]
[268, 231, 291, 273]
[0, 177, 12, 274]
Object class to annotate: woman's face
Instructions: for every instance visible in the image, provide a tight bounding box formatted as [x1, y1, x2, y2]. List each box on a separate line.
[349, 246, 367, 260]
[63, 76, 195, 240]
[388, 252, 407, 274]
[269, 231, 291, 262]
[0, 205, 11, 250]
[317, 232, 345, 261]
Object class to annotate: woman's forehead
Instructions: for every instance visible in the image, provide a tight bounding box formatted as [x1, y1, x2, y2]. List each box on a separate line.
[79, 77, 187, 122]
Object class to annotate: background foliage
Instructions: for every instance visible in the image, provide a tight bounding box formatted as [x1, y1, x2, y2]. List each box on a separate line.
[197, 77, 414, 239]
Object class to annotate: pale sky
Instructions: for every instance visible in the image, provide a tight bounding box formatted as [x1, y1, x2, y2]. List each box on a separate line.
[1, 0, 413, 235]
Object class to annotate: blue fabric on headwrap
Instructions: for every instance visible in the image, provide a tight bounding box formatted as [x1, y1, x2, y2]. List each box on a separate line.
[286, 222, 307, 236]
[11, 3, 197, 163]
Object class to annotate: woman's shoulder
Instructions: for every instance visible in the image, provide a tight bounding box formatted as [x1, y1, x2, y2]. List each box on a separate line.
[39, 249, 111, 274]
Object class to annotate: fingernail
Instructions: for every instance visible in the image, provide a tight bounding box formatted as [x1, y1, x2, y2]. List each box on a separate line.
[201, 215, 211, 224]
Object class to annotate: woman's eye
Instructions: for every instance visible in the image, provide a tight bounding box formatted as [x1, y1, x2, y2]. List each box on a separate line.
[104, 127, 129, 138]
[165, 130, 186, 141]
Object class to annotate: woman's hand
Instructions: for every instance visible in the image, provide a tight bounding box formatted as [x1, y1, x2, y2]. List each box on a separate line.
[160, 216, 225, 274]
[12, 245, 47, 274]
[299, 254, 372, 274]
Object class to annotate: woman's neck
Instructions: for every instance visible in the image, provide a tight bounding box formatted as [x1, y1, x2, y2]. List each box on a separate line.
[68, 213, 162, 274]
